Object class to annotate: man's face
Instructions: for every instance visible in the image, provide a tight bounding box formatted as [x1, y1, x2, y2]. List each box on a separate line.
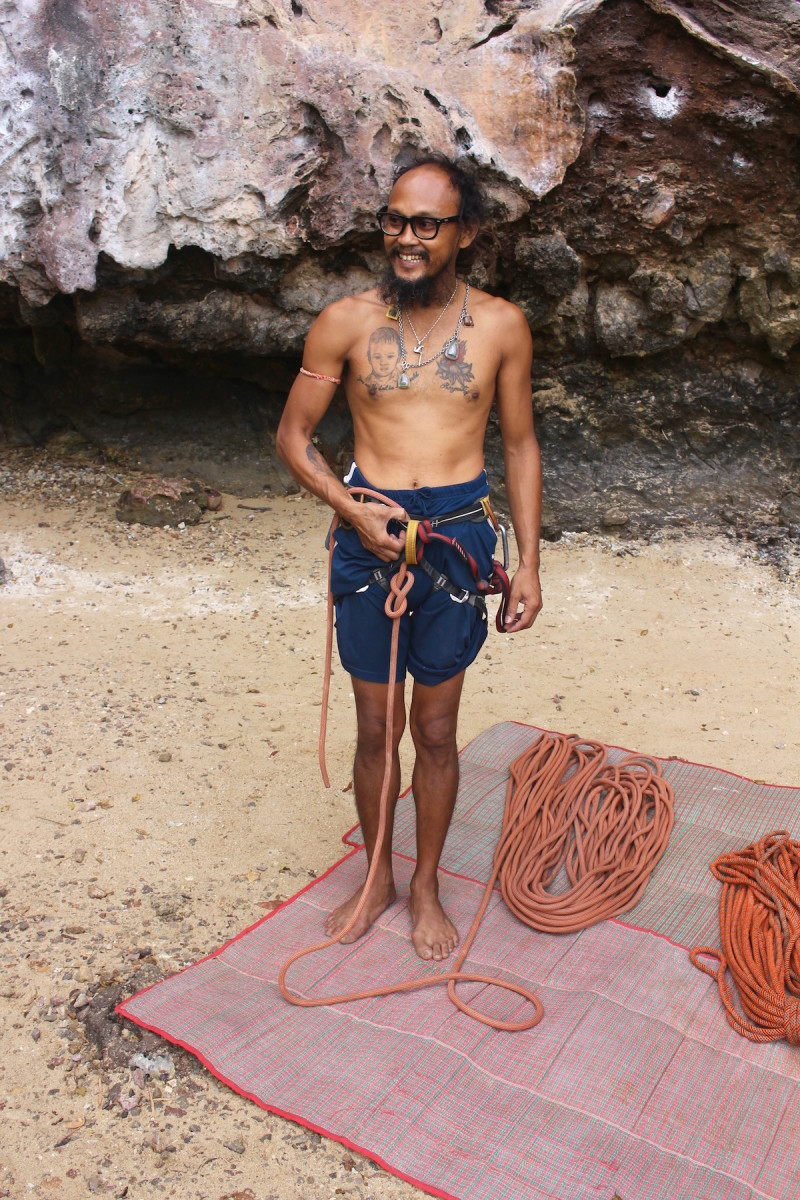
[382, 165, 470, 291]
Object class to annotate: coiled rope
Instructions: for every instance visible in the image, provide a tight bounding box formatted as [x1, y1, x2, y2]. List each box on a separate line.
[494, 735, 674, 933]
[690, 832, 800, 1045]
[279, 487, 674, 1031]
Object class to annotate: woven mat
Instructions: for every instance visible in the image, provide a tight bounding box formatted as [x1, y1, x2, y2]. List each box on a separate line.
[119, 723, 800, 1200]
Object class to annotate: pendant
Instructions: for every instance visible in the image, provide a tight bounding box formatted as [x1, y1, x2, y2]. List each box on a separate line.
[463, 313, 474, 327]
[413, 343, 424, 355]
[444, 340, 459, 361]
[386, 305, 399, 321]
[398, 372, 410, 389]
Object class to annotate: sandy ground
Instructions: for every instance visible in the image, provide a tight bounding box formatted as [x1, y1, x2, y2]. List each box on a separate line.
[1, 448, 799, 1200]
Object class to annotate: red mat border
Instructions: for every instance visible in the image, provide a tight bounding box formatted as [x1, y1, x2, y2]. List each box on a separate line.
[116, 842, 459, 1199]
[117, 720, 798, 1199]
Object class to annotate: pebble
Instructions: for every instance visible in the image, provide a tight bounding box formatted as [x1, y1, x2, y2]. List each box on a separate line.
[223, 1136, 246, 1154]
[129, 1051, 174, 1079]
[158, 751, 172, 762]
[88, 884, 107, 899]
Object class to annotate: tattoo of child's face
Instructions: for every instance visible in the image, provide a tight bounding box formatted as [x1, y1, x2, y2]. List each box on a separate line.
[358, 327, 404, 395]
[435, 340, 476, 394]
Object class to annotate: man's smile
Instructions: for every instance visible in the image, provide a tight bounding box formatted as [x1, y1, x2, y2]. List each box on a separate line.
[393, 250, 429, 265]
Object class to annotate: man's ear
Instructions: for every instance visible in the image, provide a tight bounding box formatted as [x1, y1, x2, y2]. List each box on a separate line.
[458, 219, 480, 250]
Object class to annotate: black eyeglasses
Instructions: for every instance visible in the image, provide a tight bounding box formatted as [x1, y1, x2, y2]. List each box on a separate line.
[376, 209, 461, 240]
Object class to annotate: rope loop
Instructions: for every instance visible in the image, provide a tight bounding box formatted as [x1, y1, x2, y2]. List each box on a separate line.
[285, 726, 674, 1031]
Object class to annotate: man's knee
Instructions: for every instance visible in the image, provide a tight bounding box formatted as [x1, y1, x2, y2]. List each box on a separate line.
[409, 707, 458, 759]
[356, 701, 406, 759]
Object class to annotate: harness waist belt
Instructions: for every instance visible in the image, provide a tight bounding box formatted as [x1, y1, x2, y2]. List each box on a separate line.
[325, 496, 497, 551]
[350, 494, 496, 529]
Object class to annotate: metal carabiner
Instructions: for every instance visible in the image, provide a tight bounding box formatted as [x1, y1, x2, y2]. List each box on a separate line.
[497, 524, 509, 571]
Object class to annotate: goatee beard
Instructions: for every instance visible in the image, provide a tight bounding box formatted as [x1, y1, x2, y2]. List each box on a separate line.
[379, 261, 453, 309]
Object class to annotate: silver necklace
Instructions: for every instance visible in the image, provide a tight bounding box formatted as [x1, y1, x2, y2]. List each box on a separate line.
[397, 282, 471, 389]
[404, 280, 459, 363]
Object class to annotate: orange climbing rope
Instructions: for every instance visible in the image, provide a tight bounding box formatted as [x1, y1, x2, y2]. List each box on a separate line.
[691, 832, 800, 1045]
[280, 487, 675, 1031]
[493, 735, 674, 934]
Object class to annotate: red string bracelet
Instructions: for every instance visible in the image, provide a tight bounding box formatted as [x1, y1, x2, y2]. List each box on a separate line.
[299, 367, 341, 385]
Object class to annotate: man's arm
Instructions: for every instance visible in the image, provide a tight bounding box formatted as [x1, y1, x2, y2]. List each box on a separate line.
[494, 304, 543, 633]
[276, 301, 406, 562]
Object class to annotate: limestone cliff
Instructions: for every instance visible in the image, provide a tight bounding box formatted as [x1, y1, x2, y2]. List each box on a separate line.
[0, 0, 798, 544]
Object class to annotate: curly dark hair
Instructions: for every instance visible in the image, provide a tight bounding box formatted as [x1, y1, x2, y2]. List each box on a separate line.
[392, 153, 484, 228]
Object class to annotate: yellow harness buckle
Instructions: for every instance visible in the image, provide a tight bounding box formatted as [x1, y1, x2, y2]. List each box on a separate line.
[405, 519, 420, 564]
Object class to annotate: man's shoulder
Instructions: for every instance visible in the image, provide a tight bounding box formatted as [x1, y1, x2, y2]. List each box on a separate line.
[470, 287, 531, 346]
[471, 287, 527, 326]
[307, 288, 384, 354]
[318, 288, 384, 325]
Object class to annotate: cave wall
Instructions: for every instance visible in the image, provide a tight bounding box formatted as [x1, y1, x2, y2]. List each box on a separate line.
[0, 0, 798, 539]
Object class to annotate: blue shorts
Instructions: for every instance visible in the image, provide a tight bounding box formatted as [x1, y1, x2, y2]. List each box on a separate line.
[331, 465, 498, 687]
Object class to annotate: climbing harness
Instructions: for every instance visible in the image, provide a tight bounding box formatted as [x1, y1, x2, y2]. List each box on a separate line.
[336, 491, 511, 632]
[691, 832, 800, 1045]
[279, 487, 674, 1032]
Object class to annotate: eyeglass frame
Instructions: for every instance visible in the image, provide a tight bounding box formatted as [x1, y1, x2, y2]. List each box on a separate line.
[376, 208, 463, 240]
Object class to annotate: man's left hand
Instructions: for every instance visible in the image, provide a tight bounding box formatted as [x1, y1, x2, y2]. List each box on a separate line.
[503, 564, 542, 633]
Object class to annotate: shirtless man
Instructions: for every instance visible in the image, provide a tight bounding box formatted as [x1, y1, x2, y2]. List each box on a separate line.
[276, 156, 542, 961]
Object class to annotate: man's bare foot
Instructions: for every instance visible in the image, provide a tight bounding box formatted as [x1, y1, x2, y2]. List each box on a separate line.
[409, 879, 459, 961]
[324, 872, 397, 943]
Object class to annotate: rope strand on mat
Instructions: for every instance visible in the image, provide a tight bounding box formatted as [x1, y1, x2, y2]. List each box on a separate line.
[690, 832, 800, 1045]
[280, 487, 675, 1031]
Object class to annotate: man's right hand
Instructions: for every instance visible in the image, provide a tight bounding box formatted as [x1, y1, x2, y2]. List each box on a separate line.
[349, 501, 408, 562]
